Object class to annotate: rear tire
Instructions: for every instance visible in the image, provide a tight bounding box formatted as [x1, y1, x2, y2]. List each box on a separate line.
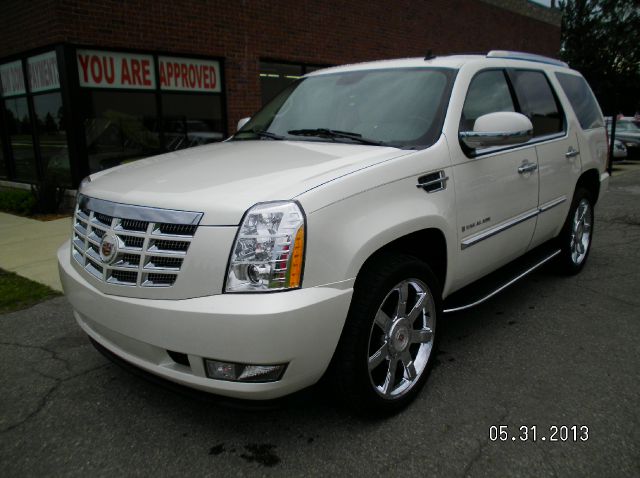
[556, 187, 594, 275]
[329, 253, 441, 416]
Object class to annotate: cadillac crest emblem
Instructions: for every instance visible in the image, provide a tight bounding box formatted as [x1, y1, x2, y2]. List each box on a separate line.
[99, 234, 119, 264]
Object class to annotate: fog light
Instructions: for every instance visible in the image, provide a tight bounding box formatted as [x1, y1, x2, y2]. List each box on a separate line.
[204, 359, 286, 382]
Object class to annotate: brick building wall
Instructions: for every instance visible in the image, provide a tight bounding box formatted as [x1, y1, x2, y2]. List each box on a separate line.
[0, 0, 561, 134]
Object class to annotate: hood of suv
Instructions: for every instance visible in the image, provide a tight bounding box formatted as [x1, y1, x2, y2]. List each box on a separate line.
[82, 140, 407, 225]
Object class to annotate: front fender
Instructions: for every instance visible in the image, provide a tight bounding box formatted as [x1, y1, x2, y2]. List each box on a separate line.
[302, 170, 457, 296]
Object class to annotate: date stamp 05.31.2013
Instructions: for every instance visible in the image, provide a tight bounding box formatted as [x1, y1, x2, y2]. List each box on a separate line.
[489, 425, 589, 442]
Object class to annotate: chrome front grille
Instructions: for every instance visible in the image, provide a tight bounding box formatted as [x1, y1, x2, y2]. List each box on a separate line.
[71, 195, 203, 288]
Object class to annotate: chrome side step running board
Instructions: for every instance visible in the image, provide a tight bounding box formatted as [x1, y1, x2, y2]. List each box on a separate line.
[443, 246, 561, 314]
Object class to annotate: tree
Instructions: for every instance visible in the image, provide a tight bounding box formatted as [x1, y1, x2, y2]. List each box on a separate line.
[44, 112, 57, 133]
[19, 115, 31, 134]
[560, 0, 640, 115]
[5, 109, 17, 135]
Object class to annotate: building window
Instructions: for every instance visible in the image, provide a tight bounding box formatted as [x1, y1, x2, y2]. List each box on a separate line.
[76, 49, 226, 173]
[4, 96, 37, 181]
[162, 93, 224, 151]
[0, 137, 6, 178]
[259, 61, 327, 105]
[0, 48, 227, 186]
[29, 51, 72, 185]
[33, 91, 71, 185]
[0, 51, 72, 185]
[81, 90, 159, 173]
[1, 59, 37, 182]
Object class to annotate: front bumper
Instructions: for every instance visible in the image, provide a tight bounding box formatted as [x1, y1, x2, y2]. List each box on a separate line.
[58, 243, 353, 399]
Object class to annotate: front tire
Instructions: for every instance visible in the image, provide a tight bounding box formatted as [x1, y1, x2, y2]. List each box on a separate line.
[330, 253, 441, 415]
[556, 187, 594, 275]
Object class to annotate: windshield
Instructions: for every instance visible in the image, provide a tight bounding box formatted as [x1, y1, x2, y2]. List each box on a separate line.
[233, 68, 456, 149]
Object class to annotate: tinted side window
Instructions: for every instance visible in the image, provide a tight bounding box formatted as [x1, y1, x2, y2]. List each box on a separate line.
[460, 70, 515, 131]
[509, 70, 564, 137]
[555, 73, 604, 130]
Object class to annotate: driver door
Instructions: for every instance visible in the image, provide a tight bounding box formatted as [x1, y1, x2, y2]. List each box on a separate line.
[450, 69, 539, 288]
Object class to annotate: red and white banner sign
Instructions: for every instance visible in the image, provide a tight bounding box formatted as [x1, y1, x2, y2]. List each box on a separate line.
[77, 49, 156, 89]
[76, 50, 222, 93]
[28, 51, 60, 93]
[158, 56, 220, 93]
[0, 60, 26, 97]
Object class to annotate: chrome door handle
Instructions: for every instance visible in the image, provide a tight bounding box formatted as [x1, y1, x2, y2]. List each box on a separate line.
[518, 161, 538, 174]
[565, 147, 579, 158]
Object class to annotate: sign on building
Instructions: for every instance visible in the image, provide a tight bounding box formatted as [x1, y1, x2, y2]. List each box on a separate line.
[158, 56, 221, 93]
[77, 49, 156, 89]
[76, 50, 222, 93]
[0, 60, 26, 97]
[27, 51, 60, 93]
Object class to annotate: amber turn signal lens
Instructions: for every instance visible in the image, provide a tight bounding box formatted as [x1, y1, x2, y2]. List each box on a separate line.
[288, 226, 305, 288]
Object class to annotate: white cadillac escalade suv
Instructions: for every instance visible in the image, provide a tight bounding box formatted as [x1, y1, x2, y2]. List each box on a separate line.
[58, 51, 609, 414]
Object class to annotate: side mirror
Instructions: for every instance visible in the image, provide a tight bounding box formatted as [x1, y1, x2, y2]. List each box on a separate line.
[459, 112, 533, 149]
[236, 117, 251, 131]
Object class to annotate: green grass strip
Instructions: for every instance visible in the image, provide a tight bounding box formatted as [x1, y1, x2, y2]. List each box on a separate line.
[0, 268, 61, 314]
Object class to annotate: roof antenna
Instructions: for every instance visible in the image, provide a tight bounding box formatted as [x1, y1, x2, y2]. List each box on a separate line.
[424, 50, 435, 60]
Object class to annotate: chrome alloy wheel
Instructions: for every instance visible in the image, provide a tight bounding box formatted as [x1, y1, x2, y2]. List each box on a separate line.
[367, 279, 436, 399]
[570, 198, 592, 265]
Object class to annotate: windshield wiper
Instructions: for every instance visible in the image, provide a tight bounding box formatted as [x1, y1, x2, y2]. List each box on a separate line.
[255, 130, 285, 140]
[287, 128, 386, 146]
[235, 129, 284, 140]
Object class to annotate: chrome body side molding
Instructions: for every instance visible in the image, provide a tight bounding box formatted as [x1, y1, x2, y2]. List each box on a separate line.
[461, 208, 539, 250]
[461, 196, 567, 250]
[539, 195, 567, 213]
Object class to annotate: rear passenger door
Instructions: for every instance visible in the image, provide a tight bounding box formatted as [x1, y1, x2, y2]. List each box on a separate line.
[507, 69, 580, 248]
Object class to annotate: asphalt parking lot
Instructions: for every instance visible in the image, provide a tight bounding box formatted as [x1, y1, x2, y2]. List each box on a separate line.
[2, 163, 639, 477]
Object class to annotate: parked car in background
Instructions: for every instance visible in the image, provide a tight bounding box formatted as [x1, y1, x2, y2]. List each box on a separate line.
[58, 51, 608, 415]
[612, 139, 628, 160]
[607, 117, 640, 159]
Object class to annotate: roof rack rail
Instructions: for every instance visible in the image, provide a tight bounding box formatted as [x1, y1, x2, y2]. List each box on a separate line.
[487, 50, 568, 68]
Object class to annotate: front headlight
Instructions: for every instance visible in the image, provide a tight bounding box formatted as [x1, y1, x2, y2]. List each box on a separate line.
[225, 201, 306, 292]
